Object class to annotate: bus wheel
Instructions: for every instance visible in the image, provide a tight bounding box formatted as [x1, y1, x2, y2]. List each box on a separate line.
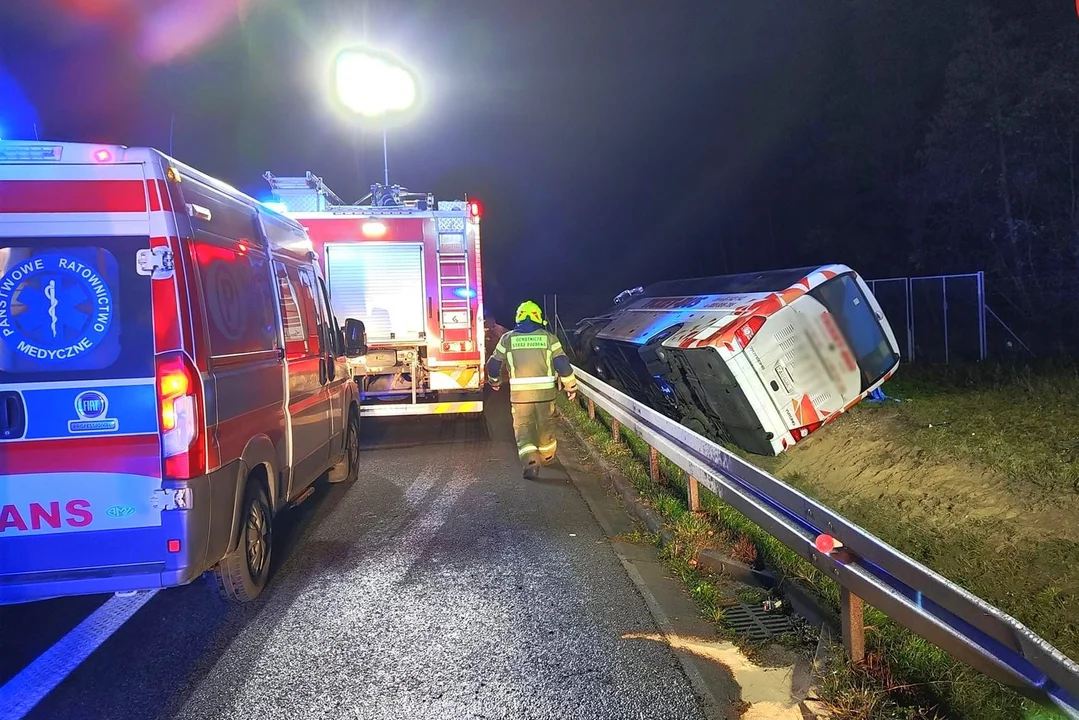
[213, 479, 273, 602]
[328, 409, 360, 484]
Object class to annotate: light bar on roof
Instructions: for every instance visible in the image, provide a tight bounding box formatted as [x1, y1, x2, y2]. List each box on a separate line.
[0, 144, 63, 162]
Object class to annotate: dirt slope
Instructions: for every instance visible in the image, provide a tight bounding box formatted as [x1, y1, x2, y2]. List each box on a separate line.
[760, 406, 1079, 660]
[773, 408, 1079, 546]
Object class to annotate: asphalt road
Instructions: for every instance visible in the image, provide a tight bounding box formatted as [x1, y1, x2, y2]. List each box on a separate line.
[0, 392, 710, 720]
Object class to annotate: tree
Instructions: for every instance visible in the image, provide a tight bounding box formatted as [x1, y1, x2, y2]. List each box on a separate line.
[910, 0, 1079, 349]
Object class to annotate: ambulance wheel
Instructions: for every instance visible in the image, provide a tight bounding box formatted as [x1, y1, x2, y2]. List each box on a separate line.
[328, 409, 360, 484]
[213, 479, 273, 602]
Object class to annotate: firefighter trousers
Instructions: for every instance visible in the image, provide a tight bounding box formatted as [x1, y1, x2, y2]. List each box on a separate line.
[511, 400, 557, 470]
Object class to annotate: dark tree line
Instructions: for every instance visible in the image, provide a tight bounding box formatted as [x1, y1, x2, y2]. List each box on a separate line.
[732, 0, 1079, 354]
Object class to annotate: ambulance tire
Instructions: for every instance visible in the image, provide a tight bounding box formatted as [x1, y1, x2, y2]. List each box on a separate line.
[328, 409, 360, 484]
[213, 478, 273, 602]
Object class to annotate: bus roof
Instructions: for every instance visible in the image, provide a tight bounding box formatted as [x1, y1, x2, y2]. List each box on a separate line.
[638, 264, 851, 300]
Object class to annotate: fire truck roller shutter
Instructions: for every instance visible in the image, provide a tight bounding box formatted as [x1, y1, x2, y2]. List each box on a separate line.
[324, 243, 425, 343]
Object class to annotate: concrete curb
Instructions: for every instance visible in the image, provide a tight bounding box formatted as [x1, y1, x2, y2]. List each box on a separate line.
[557, 404, 839, 637]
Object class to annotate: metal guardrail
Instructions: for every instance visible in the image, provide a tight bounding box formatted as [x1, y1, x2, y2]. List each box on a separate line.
[572, 366, 1079, 718]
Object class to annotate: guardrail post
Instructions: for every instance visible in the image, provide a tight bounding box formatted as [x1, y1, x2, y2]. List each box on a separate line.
[587, 398, 596, 420]
[611, 418, 620, 443]
[687, 475, 700, 512]
[649, 446, 662, 485]
[841, 587, 866, 664]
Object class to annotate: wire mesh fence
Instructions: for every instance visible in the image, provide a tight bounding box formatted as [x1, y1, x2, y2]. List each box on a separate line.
[545, 270, 1030, 365]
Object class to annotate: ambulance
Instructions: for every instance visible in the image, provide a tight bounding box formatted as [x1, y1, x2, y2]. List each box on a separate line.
[0, 140, 361, 605]
[264, 172, 485, 417]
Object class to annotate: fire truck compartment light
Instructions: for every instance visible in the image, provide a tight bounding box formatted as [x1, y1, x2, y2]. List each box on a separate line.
[453, 287, 476, 299]
[362, 221, 388, 237]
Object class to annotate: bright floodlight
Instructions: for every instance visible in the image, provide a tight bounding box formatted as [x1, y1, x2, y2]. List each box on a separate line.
[334, 48, 417, 118]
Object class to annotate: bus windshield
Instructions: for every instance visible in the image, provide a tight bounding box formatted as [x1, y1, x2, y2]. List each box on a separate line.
[808, 273, 898, 390]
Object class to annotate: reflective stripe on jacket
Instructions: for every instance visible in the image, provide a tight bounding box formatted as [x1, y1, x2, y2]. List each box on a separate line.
[488, 328, 575, 403]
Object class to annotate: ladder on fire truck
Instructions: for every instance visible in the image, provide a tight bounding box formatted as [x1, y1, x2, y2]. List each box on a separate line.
[433, 212, 474, 343]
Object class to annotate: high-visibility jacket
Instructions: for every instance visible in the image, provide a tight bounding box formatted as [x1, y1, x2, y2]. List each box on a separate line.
[487, 325, 576, 404]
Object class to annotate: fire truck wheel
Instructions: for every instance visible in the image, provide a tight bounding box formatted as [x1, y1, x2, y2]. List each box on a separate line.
[328, 410, 360, 484]
[213, 479, 273, 602]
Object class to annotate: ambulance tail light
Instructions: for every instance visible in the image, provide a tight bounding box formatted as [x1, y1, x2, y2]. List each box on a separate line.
[156, 352, 206, 478]
[734, 316, 766, 350]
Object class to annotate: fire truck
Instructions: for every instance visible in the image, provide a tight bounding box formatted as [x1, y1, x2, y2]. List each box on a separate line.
[264, 172, 485, 417]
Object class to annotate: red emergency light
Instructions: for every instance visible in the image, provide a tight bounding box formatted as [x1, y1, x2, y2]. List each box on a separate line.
[469, 200, 481, 219]
[93, 148, 113, 163]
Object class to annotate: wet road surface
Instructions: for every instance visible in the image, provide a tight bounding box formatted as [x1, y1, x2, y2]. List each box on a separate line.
[0, 392, 710, 719]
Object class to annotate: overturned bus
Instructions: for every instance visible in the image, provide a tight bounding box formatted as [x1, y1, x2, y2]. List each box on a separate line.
[568, 265, 900, 456]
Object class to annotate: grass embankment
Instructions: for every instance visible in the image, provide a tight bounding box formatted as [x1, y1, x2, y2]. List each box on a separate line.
[782, 364, 1079, 662]
[557, 363, 1078, 719]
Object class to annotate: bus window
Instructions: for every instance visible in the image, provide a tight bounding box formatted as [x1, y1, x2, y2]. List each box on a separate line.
[809, 274, 898, 390]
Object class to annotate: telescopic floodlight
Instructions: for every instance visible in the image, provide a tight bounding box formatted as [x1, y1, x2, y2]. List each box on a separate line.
[334, 48, 418, 118]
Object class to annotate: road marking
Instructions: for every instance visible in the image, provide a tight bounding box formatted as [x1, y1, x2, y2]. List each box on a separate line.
[0, 590, 157, 720]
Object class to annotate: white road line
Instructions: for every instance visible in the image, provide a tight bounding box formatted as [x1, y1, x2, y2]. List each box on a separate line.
[0, 590, 157, 720]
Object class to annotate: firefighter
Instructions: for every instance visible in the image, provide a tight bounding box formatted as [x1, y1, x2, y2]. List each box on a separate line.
[487, 301, 578, 479]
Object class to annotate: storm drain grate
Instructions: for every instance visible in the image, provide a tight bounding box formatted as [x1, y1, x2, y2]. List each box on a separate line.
[723, 603, 793, 641]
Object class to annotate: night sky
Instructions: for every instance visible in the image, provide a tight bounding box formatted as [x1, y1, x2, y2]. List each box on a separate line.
[5, 1, 1072, 327]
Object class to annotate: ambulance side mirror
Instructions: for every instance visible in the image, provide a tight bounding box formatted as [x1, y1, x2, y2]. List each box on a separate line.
[343, 318, 368, 357]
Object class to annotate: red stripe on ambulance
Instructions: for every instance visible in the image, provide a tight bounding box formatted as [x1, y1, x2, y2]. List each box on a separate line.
[2, 436, 162, 477]
[213, 406, 286, 470]
[0, 180, 148, 214]
[150, 236, 183, 350]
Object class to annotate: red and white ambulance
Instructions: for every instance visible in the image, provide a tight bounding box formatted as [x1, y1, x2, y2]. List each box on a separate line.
[0, 141, 360, 605]
[264, 172, 486, 417]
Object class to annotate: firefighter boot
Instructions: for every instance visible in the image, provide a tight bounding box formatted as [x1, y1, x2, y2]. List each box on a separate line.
[536, 400, 557, 466]
[512, 402, 543, 479]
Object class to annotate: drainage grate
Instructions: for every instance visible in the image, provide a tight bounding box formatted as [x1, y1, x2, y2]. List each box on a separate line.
[723, 603, 793, 641]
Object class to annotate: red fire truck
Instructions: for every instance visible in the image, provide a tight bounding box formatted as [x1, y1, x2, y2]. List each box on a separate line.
[264, 172, 485, 417]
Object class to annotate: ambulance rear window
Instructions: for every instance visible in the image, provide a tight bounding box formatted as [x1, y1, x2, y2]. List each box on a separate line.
[0, 238, 154, 382]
